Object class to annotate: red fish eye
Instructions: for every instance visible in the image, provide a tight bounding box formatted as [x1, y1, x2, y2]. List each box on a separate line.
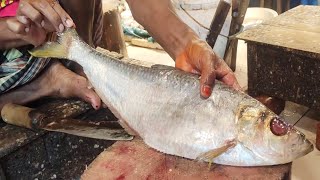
[270, 117, 289, 136]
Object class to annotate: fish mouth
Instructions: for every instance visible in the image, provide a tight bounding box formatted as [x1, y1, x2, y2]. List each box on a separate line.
[289, 129, 314, 158]
[300, 139, 314, 156]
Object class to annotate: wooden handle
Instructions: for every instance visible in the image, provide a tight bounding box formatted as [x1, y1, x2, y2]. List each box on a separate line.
[1, 103, 45, 129]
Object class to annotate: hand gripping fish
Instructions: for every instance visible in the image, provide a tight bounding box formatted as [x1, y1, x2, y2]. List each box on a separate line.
[29, 29, 313, 166]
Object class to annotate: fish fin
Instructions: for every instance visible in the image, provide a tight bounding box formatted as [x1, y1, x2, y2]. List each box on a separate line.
[29, 28, 78, 60]
[196, 140, 236, 168]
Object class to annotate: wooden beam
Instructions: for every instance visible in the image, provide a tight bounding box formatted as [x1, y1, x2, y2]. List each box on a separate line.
[277, 0, 282, 14]
[224, 0, 250, 71]
[206, 0, 231, 48]
[285, 0, 291, 12]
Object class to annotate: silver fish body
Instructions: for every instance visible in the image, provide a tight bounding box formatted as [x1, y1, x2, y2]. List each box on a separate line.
[31, 29, 313, 166]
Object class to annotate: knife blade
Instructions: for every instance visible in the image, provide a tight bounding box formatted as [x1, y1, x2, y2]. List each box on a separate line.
[1, 103, 133, 141]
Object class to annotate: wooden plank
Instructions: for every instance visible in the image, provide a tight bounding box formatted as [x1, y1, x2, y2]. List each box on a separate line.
[264, 6, 320, 33]
[238, 24, 320, 57]
[237, 6, 320, 54]
[131, 38, 163, 50]
[82, 139, 292, 180]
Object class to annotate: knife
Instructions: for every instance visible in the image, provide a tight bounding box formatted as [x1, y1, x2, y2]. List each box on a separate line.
[1, 103, 133, 141]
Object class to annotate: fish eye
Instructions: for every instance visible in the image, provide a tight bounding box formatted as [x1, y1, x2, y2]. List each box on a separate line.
[270, 117, 289, 136]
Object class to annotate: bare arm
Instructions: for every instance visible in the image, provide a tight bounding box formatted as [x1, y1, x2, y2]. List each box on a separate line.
[126, 0, 240, 98]
[126, 0, 194, 59]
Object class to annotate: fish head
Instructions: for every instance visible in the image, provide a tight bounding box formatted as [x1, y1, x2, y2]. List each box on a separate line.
[236, 102, 313, 165]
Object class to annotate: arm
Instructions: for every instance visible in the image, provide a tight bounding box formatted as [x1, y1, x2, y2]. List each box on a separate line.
[126, 0, 240, 98]
[126, 0, 190, 59]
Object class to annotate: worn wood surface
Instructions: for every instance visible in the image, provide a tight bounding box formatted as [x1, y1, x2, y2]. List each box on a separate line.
[82, 139, 292, 180]
[247, 43, 320, 110]
[100, 8, 128, 57]
[238, 6, 320, 111]
[0, 99, 119, 179]
[238, 6, 320, 55]
[0, 99, 92, 158]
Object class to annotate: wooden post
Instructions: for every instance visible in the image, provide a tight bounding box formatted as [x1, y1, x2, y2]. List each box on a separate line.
[277, 0, 283, 14]
[285, 0, 291, 12]
[260, 0, 265, 7]
[265, 0, 273, 8]
[206, 0, 231, 48]
[100, 6, 128, 57]
[224, 0, 250, 71]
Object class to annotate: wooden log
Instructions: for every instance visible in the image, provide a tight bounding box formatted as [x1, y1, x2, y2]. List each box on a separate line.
[206, 0, 231, 48]
[82, 139, 292, 180]
[100, 8, 128, 57]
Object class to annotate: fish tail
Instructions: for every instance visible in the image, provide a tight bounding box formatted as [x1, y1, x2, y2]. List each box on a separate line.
[29, 28, 79, 60]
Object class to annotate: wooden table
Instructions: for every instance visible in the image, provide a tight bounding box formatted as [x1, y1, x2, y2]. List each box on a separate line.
[238, 5, 320, 111]
[82, 139, 291, 180]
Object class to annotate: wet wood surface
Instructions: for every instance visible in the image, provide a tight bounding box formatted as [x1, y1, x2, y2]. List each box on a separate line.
[82, 139, 291, 180]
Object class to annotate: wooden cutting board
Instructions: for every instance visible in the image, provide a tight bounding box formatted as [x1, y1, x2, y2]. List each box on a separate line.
[82, 139, 291, 180]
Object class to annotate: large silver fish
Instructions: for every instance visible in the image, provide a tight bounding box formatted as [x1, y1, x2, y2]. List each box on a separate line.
[30, 29, 313, 166]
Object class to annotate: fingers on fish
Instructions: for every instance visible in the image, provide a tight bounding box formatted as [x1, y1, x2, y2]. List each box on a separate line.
[196, 140, 237, 169]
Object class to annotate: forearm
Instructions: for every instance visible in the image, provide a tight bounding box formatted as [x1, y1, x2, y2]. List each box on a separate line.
[126, 0, 197, 59]
[0, 18, 28, 49]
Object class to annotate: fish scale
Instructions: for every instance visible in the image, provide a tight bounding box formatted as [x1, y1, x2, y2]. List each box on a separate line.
[29, 29, 313, 166]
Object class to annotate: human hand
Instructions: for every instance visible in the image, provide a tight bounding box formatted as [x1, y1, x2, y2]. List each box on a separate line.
[6, 0, 75, 46]
[16, 0, 74, 33]
[175, 38, 240, 99]
[6, 17, 47, 46]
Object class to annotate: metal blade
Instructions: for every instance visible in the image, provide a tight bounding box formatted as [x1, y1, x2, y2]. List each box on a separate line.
[44, 119, 133, 141]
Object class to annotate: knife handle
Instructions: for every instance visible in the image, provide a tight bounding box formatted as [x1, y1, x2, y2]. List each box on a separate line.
[1, 103, 46, 129]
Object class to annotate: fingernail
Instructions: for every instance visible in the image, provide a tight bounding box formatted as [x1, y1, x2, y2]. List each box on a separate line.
[59, 23, 64, 32]
[202, 85, 212, 98]
[25, 27, 29, 32]
[65, 19, 74, 27]
[41, 20, 45, 27]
